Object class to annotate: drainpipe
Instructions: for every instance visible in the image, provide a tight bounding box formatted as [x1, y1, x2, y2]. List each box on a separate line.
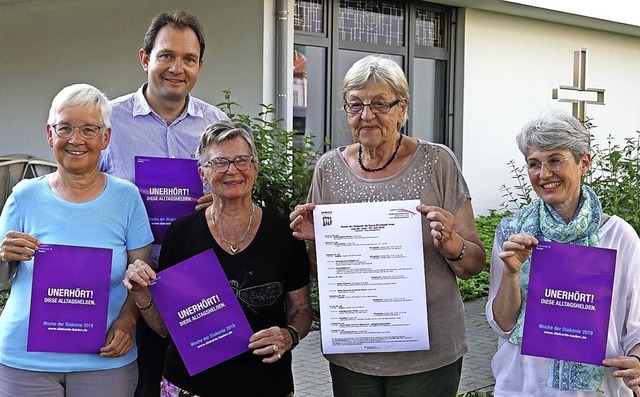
[276, 0, 290, 130]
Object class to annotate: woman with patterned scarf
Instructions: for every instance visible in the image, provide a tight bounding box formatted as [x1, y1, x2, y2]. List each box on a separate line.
[486, 109, 640, 396]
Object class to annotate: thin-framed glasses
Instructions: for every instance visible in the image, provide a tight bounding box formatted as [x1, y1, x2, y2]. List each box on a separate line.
[203, 155, 254, 173]
[343, 99, 401, 114]
[52, 124, 103, 139]
[526, 156, 573, 174]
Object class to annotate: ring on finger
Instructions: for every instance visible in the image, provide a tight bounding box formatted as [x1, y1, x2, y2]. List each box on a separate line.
[273, 345, 278, 353]
[436, 235, 443, 241]
[277, 353, 282, 360]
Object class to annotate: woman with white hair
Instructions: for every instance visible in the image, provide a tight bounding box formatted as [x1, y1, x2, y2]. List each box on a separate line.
[290, 54, 486, 396]
[124, 120, 312, 397]
[487, 109, 640, 396]
[0, 83, 153, 396]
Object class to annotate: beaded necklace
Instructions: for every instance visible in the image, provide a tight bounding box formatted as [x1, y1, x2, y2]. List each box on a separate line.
[357, 133, 403, 172]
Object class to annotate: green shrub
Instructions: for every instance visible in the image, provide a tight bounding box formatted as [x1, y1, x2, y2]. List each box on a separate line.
[217, 89, 328, 215]
[457, 210, 506, 301]
[457, 159, 529, 302]
[0, 290, 8, 308]
[309, 277, 320, 331]
[587, 133, 640, 233]
[499, 160, 533, 213]
[458, 269, 490, 302]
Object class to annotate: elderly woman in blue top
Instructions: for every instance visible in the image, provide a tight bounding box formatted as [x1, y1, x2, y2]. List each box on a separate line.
[0, 83, 153, 397]
[486, 109, 640, 396]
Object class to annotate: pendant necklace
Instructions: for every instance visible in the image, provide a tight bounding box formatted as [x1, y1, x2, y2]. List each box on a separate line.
[209, 204, 255, 254]
[358, 133, 403, 172]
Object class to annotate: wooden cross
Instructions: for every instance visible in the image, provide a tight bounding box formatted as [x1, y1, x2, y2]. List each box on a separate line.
[552, 48, 605, 121]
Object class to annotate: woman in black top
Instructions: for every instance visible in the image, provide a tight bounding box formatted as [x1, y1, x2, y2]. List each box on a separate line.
[124, 120, 312, 397]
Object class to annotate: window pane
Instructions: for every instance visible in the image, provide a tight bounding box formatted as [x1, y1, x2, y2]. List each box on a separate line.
[294, 0, 324, 33]
[293, 45, 326, 149]
[339, 0, 404, 46]
[415, 9, 444, 48]
[411, 58, 446, 143]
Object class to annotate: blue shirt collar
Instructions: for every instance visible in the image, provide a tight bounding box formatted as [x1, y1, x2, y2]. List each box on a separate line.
[131, 83, 203, 121]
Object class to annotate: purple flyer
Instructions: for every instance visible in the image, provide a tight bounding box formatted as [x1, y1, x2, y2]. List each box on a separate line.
[521, 241, 616, 365]
[135, 156, 203, 244]
[27, 244, 112, 353]
[149, 249, 253, 375]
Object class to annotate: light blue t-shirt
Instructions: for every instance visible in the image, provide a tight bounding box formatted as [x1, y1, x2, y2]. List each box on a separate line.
[99, 83, 229, 183]
[0, 174, 153, 372]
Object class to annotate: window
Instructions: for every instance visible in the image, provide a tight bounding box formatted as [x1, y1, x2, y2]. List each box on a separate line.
[294, 0, 455, 150]
[339, 0, 405, 46]
[294, 0, 325, 33]
[415, 9, 444, 48]
[292, 45, 327, 150]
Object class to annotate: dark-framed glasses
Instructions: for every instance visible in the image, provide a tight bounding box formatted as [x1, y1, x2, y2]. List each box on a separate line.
[52, 124, 103, 139]
[526, 156, 573, 174]
[343, 99, 401, 114]
[203, 155, 254, 173]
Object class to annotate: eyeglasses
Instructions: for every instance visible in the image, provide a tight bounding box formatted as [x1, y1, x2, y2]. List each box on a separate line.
[203, 155, 254, 173]
[343, 99, 401, 114]
[52, 124, 103, 139]
[526, 157, 573, 174]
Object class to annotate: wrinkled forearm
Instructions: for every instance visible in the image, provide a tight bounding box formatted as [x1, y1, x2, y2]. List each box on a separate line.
[120, 293, 140, 326]
[285, 286, 313, 341]
[286, 305, 313, 341]
[132, 290, 169, 338]
[446, 236, 486, 280]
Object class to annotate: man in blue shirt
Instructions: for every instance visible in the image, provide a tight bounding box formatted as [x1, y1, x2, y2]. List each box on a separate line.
[99, 10, 228, 397]
[100, 11, 228, 184]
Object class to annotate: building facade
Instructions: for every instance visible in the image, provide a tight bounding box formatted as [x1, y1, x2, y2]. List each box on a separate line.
[1, 0, 639, 213]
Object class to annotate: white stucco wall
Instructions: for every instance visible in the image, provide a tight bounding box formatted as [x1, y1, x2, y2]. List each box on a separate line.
[461, 9, 640, 215]
[0, 0, 271, 160]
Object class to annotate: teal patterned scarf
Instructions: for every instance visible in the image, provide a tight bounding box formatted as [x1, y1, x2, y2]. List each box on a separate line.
[507, 185, 604, 392]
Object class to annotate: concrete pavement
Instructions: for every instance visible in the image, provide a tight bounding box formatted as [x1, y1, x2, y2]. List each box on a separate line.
[292, 298, 496, 396]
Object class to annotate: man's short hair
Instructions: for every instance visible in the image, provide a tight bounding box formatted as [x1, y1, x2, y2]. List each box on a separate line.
[142, 10, 205, 60]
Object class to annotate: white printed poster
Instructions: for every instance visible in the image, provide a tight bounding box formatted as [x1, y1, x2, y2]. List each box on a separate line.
[314, 199, 429, 354]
